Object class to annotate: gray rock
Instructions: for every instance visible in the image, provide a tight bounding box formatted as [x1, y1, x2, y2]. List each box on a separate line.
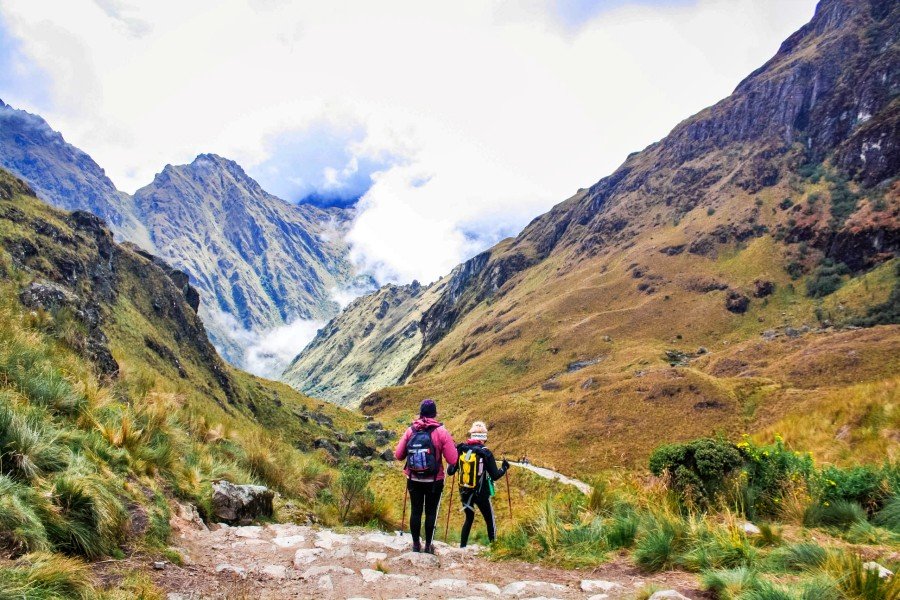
[211, 480, 273, 525]
[380, 448, 395, 462]
[389, 551, 441, 568]
[580, 580, 622, 592]
[214, 564, 246, 579]
[649, 591, 692, 600]
[862, 561, 893, 579]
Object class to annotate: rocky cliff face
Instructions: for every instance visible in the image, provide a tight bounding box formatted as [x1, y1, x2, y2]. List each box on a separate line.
[283, 278, 448, 407]
[133, 154, 361, 366]
[0, 100, 151, 247]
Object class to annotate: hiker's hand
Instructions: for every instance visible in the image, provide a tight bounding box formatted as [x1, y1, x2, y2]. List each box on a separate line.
[502, 459, 510, 471]
[447, 464, 457, 476]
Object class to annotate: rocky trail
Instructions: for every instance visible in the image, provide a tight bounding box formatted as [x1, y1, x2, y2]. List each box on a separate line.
[139, 508, 702, 600]
[510, 463, 593, 495]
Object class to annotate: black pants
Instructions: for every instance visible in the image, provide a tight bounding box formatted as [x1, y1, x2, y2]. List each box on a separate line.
[407, 479, 444, 546]
[459, 489, 495, 547]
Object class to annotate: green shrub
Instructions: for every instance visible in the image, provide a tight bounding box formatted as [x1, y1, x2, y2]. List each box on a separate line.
[805, 259, 850, 298]
[817, 464, 891, 513]
[736, 436, 814, 519]
[767, 541, 828, 572]
[649, 438, 743, 508]
[804, 499, 867, 529]
[336, 463, 372, 524]
[701, 566, 760, 599]
[874, 495, 900, 532]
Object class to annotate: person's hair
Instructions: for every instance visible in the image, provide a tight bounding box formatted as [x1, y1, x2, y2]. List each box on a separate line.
[419, 398, 437, 418]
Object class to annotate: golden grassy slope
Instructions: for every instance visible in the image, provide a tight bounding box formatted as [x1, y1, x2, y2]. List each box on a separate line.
[363, 179, 899, 475]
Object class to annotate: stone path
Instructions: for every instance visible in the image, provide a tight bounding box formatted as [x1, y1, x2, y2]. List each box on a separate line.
[150, 513, 701, 599]
[510, 462, 592, 495]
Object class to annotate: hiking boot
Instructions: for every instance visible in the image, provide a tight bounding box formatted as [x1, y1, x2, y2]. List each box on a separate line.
[423, 543, 435, 554]
[412, 540, 422, 553]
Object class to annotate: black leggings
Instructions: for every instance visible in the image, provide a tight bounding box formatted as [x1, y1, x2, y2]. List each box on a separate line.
[460, 490, 495, 547]
[407, 479, 444, 546]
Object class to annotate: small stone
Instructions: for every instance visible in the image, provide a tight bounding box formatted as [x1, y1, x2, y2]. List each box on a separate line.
[474, 583, 502, 595]
[648, 591, 692, 600]
[386, 573, 422, 585]
[152, 561, 166, 570]
[315, 530, 351, 549]
[361, 568, 384, 583]
[430, 578, 468, 590]
[260, 565, 287, 580]
[214, 564, 246, 579]
[501, 581, 567, 596]
[272, 534, 306, 548]
[580, 580, 622, 592]
[863, 562, 893, 579]
[587, 595, 609, 600]
[365, 551, 388, 561]
[389, 550, 441, 567]
[292, 547, 324, 567]
[234, 526, 263, 538]
[302, 565, 355, 578]
[742, 522, 762, 535]
[317, 574, 334, 591]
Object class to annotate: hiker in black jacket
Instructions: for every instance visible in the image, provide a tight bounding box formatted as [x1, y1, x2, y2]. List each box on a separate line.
[447, 421, 509, 547]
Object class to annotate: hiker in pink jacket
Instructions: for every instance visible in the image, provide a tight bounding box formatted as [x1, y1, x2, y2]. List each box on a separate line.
[394, 398, 458, 553]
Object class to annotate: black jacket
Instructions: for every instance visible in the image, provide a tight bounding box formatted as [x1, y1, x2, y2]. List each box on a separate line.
[449, 442, 507, 483]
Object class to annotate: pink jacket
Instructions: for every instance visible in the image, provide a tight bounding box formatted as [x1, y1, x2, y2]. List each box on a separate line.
[394, 417, 458, 481]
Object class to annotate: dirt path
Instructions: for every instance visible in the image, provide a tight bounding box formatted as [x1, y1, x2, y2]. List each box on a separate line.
[511, 462, 593, 495]
[149, 513, 703, 599]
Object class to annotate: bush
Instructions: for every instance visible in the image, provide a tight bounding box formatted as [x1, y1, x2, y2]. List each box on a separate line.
[767, 541, 828, 572]
[649, 438, 743, 508]
[816, 464, 891, 513]
[805, 259, 850, 298]
[804, 499, 867, 529]
[736, 436, 814, 519]
[336, 464, 372, 524]
[874, 495, 900, 532]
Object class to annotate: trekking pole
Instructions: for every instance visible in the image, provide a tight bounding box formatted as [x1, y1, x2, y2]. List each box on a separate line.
[400, 484, 408, 536]
[444, 473, 455, 542]
[505, 463, 513, 521]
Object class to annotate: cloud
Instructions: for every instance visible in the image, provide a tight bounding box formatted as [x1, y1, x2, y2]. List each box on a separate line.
[0, 0, 817, 289]
[205, 306, 323, 378]
[244, 318, 325, 379]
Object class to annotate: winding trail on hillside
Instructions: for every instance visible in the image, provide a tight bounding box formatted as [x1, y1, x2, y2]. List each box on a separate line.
[142, 509, 701, 599]
[511, 462, 593, 495]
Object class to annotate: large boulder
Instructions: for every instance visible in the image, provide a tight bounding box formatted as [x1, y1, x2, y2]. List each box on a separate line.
[211, 480, 274, 525]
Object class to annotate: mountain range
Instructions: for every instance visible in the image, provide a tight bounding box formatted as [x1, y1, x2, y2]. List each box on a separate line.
[285, 0, 899, 467]
[0, 102, 361, 370]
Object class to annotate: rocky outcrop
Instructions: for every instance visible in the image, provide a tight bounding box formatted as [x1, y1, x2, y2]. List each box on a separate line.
[211, 480, 274, 525]
[283, 278, 448, 407]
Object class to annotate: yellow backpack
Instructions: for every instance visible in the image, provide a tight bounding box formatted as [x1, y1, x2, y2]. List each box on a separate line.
[458, 450, 482, 490]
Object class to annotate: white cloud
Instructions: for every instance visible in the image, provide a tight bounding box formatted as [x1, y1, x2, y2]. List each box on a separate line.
[205, 306, 324, 378]
[0, 0, 817, 287]
[244, 318, 325, 379]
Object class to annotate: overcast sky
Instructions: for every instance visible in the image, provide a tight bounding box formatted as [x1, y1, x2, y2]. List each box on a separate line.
[1, 0, 816, 286]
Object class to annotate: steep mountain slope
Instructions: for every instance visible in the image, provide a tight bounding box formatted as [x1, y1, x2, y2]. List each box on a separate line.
[133, 154, 362, 368]
[0, 99, 151, 247]
[331, 0, 900, 471]
[283, 278, 449, 407]
[0, 167, 372, 580]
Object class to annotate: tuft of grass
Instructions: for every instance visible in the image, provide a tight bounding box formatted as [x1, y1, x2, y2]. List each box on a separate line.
[0, 474, 50, 554]
[701, 566, 761, 600]
[804, 500, 868, 529]
[874, 495, 900, 533]
[767, 541, 829, 572]
[634, 510, 687, 572]
[0, 552, 96, 600]
[823, 552, 900, 600]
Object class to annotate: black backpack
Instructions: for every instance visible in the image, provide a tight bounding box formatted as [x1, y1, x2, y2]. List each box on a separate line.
[405, 426, 439, 479]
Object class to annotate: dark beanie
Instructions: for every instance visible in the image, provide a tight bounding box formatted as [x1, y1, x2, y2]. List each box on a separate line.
[419, 398, 437, 418]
